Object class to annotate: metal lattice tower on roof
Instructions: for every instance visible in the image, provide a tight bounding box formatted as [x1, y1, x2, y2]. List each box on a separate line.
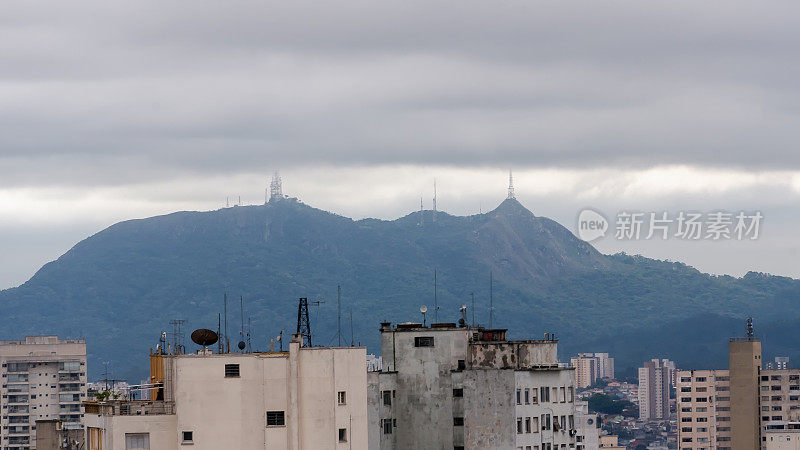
[296, 297, 311, 347]
[507, 170, 515, 199]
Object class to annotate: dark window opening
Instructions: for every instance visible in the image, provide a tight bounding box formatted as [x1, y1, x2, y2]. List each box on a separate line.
[224, 364, 240, 378]
[453, 388, 463, 398]
[266, 411, 285, 426]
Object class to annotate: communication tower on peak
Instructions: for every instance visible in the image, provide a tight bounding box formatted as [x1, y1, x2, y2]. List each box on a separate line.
[267, 171, 283, 203]
[507, 170, 515, 199]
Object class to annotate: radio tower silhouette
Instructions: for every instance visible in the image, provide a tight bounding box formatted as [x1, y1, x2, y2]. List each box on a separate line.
[296, 298, 311, 347]
[507, 170, 515, 199]
[267, 171, 283, 203]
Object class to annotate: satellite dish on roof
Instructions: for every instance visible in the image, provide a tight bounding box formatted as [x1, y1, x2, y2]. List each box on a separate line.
[190, 329, 218, 347]
[238, 341, 246, 351]
[420, 305, 427, 314]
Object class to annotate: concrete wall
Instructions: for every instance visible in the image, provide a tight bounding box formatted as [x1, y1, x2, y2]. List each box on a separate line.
[173, 345, 367, 450]
[84, 413, 178, 450]
[470, 341, 558, 370]
[463, 369, 515, 449]
[730, 340, 762, 450]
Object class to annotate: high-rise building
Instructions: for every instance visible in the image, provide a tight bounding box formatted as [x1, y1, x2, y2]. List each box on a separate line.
[0, 336, 87, 450]
[638, 359, 675, 421]
[676, 322, 800, 450]
[369, 322, 597, 450]
[730, 337, 762, 449]
[571, 353, 615, 388]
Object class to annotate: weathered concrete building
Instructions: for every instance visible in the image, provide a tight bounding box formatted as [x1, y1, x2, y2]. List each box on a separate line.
[368, 322, 597, 450]
[84, 334, 368, 450]
[0, 336, 87, 450]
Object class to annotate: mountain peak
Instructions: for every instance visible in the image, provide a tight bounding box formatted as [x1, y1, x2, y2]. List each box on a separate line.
[491, 197, 534, 217]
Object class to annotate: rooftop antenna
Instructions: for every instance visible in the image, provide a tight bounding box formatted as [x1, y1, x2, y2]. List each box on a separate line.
[434, 270, 439, 323]
[269, 171, 283, 202]
[420, 305, 428, 327]
[507, 170, 515, 199]
[246, 317, 252, 353]
[217, 313, 223, 354]
[311, 299, 325, 345]
[471, 292, 475, 327]
[224, 293, 230, 353]
[349, 309, 354, 347]
[237, 296, 246, 352]
[169, 319, 187, 355]
[746, 317, 755, 340]
[337, 285, 342, 346]
[489, 271, 494, 328]
[297, 298, 311, 347]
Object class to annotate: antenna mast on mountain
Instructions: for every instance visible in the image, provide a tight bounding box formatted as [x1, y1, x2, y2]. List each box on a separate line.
[507, 170, 515, 199]
[432, 179, 437, 222]
[268, 171, 283, 203]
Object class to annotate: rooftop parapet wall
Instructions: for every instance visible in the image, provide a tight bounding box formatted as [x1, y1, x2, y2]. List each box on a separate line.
[469, 340, 558, 369]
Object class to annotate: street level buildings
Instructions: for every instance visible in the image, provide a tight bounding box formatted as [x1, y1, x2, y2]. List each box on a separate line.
[0, 336, 87, 450]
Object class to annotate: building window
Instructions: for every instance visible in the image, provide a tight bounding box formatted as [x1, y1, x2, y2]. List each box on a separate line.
[457, 360, 466, 370]
[524, 389, 530, 404]
[414, 337, 434, 347]
[383, 390, 392, 406]
[453, 388, 463, 398]
[532, 416, 539, 432]
[517, 389, 522, 405]
[383, 418, 393, 434]
[517, 418, 523, 434]
[266, 411, 285, 427]
[540, 387, 550, 402]
[338, 391, 346, 405]
[525, 417, 531, 433]
[453, 417, 464, 426]
[181, 431, 193, 444]
[125, 433, 150, 449]
[338, 428, 348, 442]
[224, 364, 240, 378]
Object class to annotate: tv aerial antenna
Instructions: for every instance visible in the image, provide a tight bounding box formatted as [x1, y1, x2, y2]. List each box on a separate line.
[420, 305, 428, 327]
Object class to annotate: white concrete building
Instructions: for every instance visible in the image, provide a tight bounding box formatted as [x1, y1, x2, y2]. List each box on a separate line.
[570, 353, 614, 389]
[368, 322, 598, 450]
[765, 421, 800, 450]
[84, 334, 368, 450]
[0, 336, 87, 450]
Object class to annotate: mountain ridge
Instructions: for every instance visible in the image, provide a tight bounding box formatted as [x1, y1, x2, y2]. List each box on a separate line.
[2, 196, 798, 381]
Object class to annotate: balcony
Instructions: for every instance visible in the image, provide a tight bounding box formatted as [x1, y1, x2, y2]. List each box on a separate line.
[58, 373, 81, 382]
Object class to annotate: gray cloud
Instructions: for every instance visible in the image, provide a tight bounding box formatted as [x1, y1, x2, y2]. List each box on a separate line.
[2, 0, 800, 188]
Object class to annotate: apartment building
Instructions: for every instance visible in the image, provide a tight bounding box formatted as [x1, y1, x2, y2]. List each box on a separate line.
[368, 322, 598, 450]
[84, 334, 368, 450]
[571, 353, 614, 389]
[0, 336, 87, 450]
[639, 359, 675, 421]
[764, 421, 800, 450]
[676, 326, 800, 450]
[676, 369, 731, 450]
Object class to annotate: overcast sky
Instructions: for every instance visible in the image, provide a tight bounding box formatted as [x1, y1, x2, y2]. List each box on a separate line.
[2, 0, 800, 289]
